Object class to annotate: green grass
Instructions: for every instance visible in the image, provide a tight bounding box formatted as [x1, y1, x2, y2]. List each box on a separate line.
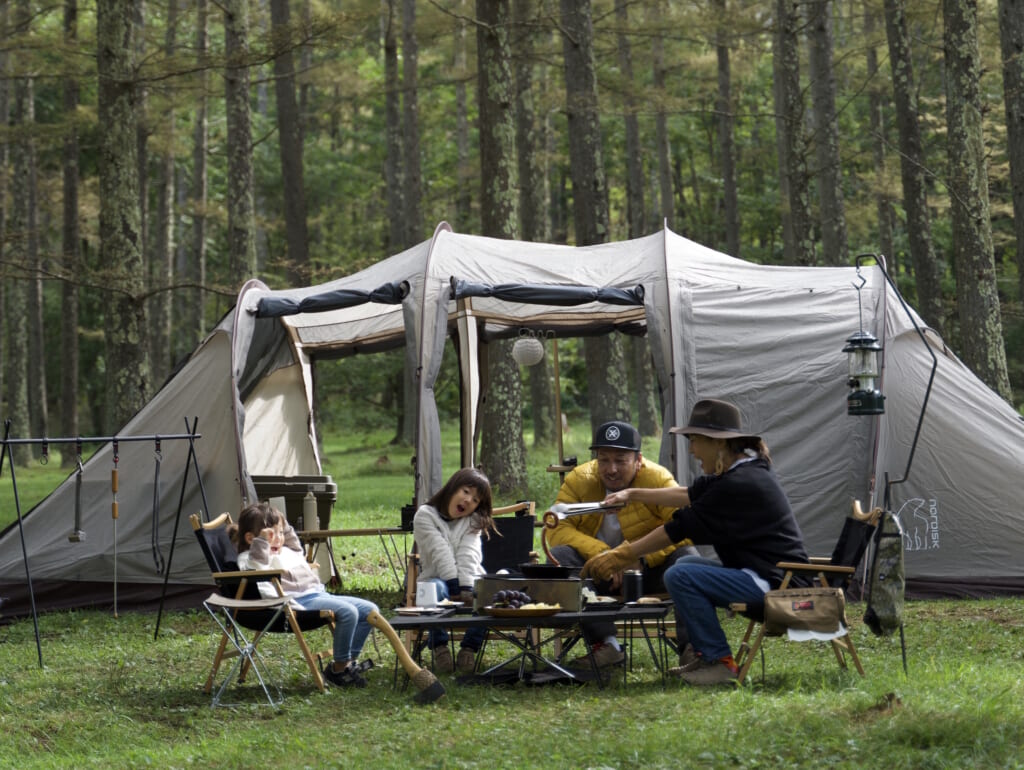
[1, 600, 1022, 768]
[3, 427, 1024, 767]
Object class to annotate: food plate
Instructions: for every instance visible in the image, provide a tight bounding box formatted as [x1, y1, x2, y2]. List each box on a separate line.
[483, 606, 562, 618]
[437, 599, 463, 607]
[395, 606, 450, 615]
[583, 601, 624, 611]
[625, 598, 671, 608]
[586, 595, 619, 604]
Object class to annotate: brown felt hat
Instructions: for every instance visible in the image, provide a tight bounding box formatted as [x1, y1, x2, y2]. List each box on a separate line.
[669, 399, 760, 440]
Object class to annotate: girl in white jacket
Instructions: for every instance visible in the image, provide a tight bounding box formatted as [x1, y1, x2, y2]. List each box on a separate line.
[413, 468, 495, 673]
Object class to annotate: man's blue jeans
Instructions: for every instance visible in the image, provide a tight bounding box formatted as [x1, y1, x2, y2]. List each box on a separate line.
[662, 559, 766, 661]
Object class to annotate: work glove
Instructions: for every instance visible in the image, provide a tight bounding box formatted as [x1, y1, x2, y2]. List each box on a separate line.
[581, 541, 637, 582]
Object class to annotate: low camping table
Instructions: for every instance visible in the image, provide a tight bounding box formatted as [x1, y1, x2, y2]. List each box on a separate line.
[386, 604, 671, 689]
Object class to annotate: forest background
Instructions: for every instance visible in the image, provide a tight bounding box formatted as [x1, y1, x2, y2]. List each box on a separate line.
[1, 0, 1023, 499]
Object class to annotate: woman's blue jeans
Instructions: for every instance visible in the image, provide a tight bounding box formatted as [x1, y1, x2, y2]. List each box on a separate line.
[662, 559, 766, 661]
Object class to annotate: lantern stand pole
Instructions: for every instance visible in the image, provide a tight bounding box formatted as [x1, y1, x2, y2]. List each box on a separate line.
[856, 253, 935, 679]
[855, 253, 937, 510]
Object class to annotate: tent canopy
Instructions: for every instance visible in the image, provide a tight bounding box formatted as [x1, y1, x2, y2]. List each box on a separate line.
[3, 223, 1024, 617]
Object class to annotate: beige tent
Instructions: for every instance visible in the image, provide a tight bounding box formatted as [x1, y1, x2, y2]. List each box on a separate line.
[3, 224, 1024, 618]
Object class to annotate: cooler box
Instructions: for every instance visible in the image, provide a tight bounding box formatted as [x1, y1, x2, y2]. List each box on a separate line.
[251, 474, 337, 530]
[472, 576, 582, 613]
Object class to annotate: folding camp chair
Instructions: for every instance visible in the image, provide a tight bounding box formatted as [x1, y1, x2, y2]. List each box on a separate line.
[731, 501, 881, 684]
[191, 513, 335, 703]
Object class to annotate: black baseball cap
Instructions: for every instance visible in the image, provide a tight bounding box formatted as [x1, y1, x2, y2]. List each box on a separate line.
[589, 421, 642, 452]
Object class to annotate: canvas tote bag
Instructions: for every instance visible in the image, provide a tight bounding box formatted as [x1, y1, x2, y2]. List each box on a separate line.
[764, 587, 847, 635]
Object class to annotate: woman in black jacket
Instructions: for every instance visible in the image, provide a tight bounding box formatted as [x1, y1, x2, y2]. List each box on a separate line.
[583, 398, 808, 686]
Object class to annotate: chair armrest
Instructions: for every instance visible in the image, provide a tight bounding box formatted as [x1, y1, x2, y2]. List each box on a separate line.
[212, 568, 285, 581]
[776, 561, 856, 575]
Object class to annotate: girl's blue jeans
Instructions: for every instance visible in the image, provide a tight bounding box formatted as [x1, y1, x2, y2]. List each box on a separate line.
[424, 577, 486, 651]
[294, 590, 379, 664]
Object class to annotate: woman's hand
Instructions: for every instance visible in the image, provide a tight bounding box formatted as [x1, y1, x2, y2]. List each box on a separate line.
[602, 489, 631, 508]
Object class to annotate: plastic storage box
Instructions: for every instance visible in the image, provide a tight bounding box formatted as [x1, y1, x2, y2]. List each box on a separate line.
[251, 474, 337, 530]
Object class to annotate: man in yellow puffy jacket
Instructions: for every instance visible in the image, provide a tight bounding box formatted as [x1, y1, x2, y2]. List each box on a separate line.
[547, 421, 697, 668]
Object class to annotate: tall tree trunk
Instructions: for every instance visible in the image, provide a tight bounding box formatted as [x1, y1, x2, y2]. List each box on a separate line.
[382, 0, 415, 448]
[98, 0, 151, 432]
[13, 0, 46, 453]
[771, 13, 795, 257]
[224, 0, 257, 278]
[806, 0, 847, 266]
[383, 0, 405, 253]
[61, 0, 81, 467]
[649, 1, 673, 230]
[150, 0, 177, 387]
[476, 0, 527, 497]
[0, 4, 9, 460]
[270, 0, 310, 285]
[401, 0, 423, 246]
[883, 0, 944, 333]
[3, 0, 28, 466]
[561, 0, 631, 434]
[134, 1, 148, 283]
[999, 0, 1024, 303]
[865, 5, 895, 266]
[631, 336, 659, 437]
[184, 0, 208, 356]
[713, 0, 740, 257]
[454, 0, 472, 230]
[942, 0, 1012, 402]
[776, 0, 815, 264]
[300, 0, 313, 138]
[615, 1, 658, 435]
[513, 0, 549, 243]
[615, 0, 644, 239]
[513, 0, 555, 448]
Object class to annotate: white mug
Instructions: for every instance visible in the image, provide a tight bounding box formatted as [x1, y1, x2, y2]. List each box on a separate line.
[415, 581, 439, 607]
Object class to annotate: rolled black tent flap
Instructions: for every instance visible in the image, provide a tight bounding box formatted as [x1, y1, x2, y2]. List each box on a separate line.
[255, 280, 409, 318]
[450, 278, 644, 307]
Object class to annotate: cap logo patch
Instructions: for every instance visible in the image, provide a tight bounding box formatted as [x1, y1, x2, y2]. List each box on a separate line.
[606, 426, 620, 441]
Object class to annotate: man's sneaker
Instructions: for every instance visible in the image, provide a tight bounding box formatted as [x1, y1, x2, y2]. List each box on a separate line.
[668, 644, 700, 676]
[679, 658, 738, 686]
[322, 661, 368, 689]
[456, 647, 477, 673]
[432, 645, 454, 673]
[572, 641, 625, 669]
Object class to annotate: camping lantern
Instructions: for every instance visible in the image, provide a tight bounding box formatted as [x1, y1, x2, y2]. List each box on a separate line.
[845, 264, 885, 416]
[511, 332, 545, 367]
[843, 330, 884, 415]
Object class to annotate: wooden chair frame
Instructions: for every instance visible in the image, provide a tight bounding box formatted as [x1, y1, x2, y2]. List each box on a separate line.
[730, 502, 879, 685]
[191, 512, 335, 696]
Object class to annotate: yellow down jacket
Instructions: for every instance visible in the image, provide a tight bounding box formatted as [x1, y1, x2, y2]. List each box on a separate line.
[547, 458, 682, 568]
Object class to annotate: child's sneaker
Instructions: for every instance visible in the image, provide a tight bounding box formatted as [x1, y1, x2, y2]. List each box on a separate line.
[323, 661, 368, 688]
